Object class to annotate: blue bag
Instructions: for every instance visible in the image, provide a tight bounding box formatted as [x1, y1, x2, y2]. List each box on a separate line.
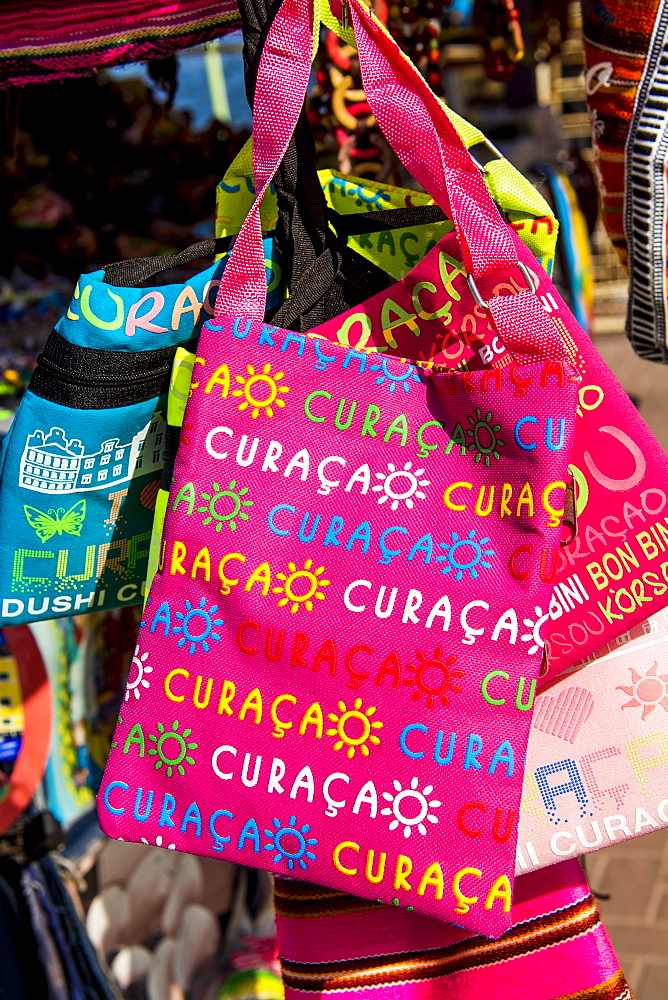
[0, 238, 281, 625]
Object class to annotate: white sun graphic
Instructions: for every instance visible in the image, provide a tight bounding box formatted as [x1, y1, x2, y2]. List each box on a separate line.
[380, 777, 442, 838]
[520, 606, 551, 656]
[125, 648, 154, 701]
[141, 835, 176, 850]
[371, 461, 430, 511]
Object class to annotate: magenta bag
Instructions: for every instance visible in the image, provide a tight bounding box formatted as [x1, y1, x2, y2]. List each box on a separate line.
[99, 0, 579, 937]
[542, 327, 668, 675]
[303, 225, 668, 682]
[306, 230, 668, 682]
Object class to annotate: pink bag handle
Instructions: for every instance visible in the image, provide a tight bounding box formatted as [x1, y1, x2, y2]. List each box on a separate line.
[212, 0, 565, 362]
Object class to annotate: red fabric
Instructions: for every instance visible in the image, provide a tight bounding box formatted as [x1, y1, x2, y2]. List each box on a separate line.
[0, 0, 241, 87]
[0, 626, 52, 833]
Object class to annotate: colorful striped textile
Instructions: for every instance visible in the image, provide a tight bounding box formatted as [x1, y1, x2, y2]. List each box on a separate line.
[582, 0, 662, 271]
[582, 0, 668, 361]
[0, 0, 241, 88]
[274, 860, 633, 999]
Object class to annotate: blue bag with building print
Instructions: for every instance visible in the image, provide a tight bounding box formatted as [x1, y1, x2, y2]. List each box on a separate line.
[0, 237, 282, 626]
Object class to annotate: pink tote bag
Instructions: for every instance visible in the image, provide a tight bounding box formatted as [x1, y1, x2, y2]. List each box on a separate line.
[99, 0, 579, 938]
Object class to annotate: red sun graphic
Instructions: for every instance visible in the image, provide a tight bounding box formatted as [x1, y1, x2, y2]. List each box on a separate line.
[404, 648, 464, 709]
[139, 478, 160, 510]
[617, 662, 668, 720]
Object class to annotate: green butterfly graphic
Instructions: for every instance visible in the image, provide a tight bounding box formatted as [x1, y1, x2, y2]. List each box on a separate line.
[23, 499, 86, 543]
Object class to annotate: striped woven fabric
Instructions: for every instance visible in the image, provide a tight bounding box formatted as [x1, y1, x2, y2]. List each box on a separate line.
[582, 0, 668, 361]
[275, 860, 634, 999]
[0, 0, 241, 87]
[582, 0, 662, 270]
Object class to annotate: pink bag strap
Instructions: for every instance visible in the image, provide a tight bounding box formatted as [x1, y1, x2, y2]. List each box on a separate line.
[212, 0, 567, 363]
[347, 0, 517, 278]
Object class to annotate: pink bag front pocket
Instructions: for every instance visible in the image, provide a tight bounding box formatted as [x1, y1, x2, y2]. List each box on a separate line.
[99, 313, 578, 938]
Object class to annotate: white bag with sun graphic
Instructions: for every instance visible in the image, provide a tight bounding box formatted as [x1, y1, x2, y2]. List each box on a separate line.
[517, 606, 668, 872]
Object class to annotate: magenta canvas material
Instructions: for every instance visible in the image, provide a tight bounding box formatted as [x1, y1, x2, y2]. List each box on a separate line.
[100, 0, 581, 938]
[274, 860, 632, 1000]
[98, 318, 576, 937]
[308, 226, 668, 680]
[544, 329, 668, 675]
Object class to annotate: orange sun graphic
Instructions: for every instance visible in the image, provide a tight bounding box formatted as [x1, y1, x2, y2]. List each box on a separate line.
[617, 662, 668, 720]
[404, 648, 464, 708]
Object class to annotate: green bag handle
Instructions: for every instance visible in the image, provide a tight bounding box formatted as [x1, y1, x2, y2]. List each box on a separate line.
[216, 78, 557, 273]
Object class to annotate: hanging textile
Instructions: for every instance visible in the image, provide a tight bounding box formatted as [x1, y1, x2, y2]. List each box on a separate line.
[274, 860, 633, 999]
[0, 0, 241, 88]
[0, 853, 116, 1000]
[582, 0, 668, 361]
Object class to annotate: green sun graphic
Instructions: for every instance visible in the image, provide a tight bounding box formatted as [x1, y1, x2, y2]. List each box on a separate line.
[376, 897, 415, 911]
[197, 480, 253, 531]
[147, 721, 197, 777]
[466, 408, 505, 466]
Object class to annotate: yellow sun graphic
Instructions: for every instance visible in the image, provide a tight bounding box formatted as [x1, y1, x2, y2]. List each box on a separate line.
[272, 559, 330, 613]
[326, 698, 383, 758]
[231, 363, 289, 418]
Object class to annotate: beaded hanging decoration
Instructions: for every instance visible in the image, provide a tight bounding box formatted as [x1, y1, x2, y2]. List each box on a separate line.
[474, 0, 525, 82]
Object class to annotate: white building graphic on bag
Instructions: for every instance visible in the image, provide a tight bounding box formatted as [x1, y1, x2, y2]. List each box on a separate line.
[19, 412, 166, 494]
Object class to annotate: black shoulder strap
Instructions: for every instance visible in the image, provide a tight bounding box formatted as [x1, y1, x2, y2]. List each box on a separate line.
[271, 204, 448, 328]
[102, 236, 236, 287]
[333, 204, 446, 236]
[99, 200, 445, 300]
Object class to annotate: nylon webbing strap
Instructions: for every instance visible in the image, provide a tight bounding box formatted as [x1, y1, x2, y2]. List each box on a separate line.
[160, 424, 183, 491]
[332, 204, 447, 236]
[29, 333, 179, 408]
[102, 236, 236, 287]
[239, 0, 332, 328]
[238, 0, 396, 331]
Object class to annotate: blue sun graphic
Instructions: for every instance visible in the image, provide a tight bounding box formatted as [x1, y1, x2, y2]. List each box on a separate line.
[263, 816, 318, 871]
[368, 358, 422, 393]
[435, 530, 495, 581]
[172, 597, 224, 654]
[138, 595, 150, 630]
